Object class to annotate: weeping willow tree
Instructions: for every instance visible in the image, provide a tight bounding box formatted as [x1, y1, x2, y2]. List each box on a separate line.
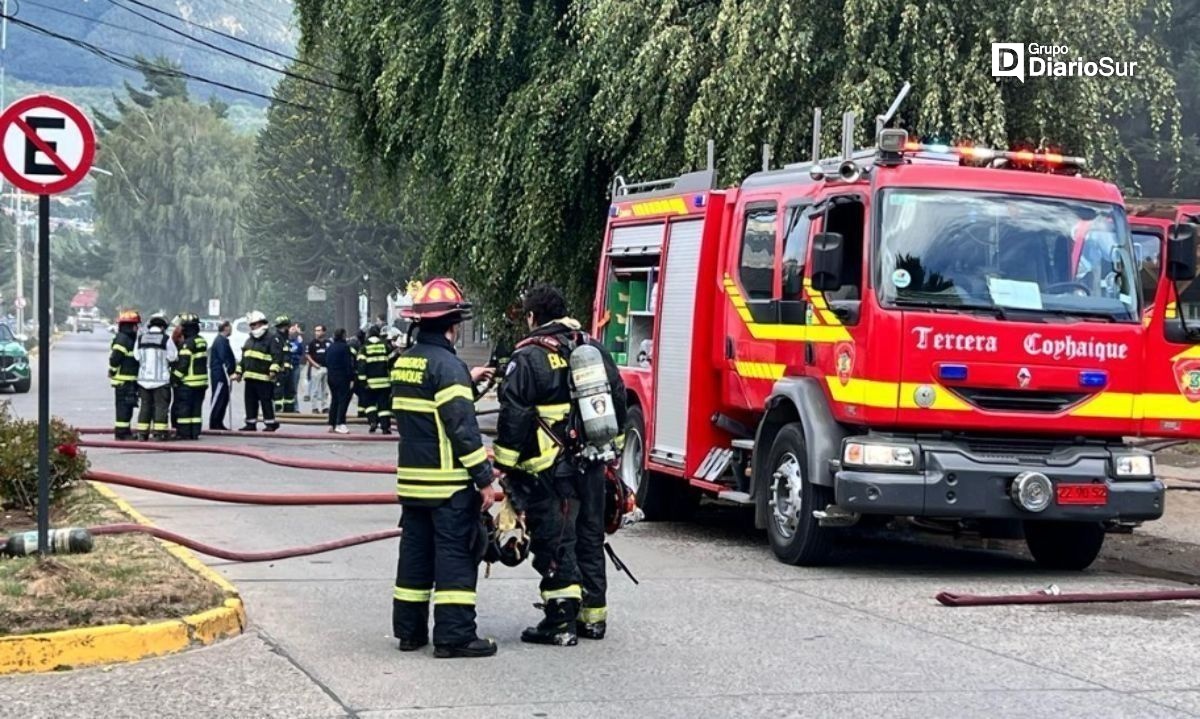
[297, 0, 1182, 325]
[94, 61, 256, 314]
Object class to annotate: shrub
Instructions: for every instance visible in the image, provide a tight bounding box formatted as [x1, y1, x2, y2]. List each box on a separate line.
[0, 401, 89, 511]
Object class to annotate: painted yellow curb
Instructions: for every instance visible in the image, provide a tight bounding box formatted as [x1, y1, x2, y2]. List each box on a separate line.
[0, 483, 245, 674]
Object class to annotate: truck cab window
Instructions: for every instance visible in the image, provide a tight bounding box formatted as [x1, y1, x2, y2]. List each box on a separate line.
[781, 204, 810, 302]
[823, 198, 865, 303]
[1130, 229, 1161, 308]
[739, 204, 778, 301]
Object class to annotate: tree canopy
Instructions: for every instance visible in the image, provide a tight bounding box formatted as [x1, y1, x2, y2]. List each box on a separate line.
[294, 0, 1192, 325]
[94, 60, 257, 314]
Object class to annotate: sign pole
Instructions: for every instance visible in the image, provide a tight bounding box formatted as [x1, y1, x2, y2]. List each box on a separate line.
[36, 193, 49, 556]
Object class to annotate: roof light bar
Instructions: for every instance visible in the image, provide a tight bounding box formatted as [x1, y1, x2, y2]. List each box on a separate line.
[902, 142, 1086, 169]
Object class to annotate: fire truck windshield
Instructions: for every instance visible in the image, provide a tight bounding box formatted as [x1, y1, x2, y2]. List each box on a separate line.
[877, 189, 1139, 322]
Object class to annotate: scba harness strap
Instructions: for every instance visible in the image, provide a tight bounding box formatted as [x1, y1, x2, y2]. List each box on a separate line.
[516, 330, 589, 459]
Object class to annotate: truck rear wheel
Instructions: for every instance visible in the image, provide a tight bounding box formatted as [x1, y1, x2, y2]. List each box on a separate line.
[1024, 520, 1105, 570]
[765, 423, 834, 565]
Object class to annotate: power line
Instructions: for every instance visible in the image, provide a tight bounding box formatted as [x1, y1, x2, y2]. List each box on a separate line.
[106, 0, 343, 79]
[101, 0, 349, 93]
[2, 13, 322, 112]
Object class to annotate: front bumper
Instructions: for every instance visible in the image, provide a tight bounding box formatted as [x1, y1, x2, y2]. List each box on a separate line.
[835, 439, 1164, 522]
[0, 355, 30, 384]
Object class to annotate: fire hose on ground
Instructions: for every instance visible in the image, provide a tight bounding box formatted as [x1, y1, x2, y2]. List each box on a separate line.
[78, 438, 395, 474]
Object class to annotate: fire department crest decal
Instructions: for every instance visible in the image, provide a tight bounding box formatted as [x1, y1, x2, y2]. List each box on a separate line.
[1174, 360, 1200, 402]
[835, 342, 854, 386]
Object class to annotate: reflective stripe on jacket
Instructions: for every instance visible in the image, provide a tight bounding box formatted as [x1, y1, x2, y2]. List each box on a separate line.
[237, 334, 283, 383]
[358, 336, 391, 389]
[391, 331, 492, 504]
[173, 335, 209, 388]
[108, 331, 139, 386]
[494, 320, 627, 474]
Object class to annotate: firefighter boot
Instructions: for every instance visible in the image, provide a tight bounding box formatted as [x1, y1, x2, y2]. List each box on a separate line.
[433, 637, 498, 659]
[520, 599, 579, 646]
[239, 423, 257, 432]
[577, 620, 606, 640]
[397, 636, 428, 652]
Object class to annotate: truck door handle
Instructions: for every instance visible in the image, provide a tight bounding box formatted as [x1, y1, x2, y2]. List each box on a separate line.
[805, 343, 814, 365]
[725, 337, 734, 360]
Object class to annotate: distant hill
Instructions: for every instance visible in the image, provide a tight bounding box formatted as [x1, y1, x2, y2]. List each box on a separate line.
[2, 0, 297, 132]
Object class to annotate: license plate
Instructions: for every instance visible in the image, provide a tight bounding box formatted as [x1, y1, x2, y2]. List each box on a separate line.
[1056, 483, 1109, 506]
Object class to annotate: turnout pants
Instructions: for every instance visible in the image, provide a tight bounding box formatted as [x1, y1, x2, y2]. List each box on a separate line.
[209, 378, 231, 430]
[175, 385, 206, 439]
[274, 368, 296, 413]
[135, 385, 171, 438]
[365, 386, 391, 430]
[113, 383, 138, 439]
[244, 379, 277, 426]
[513, 463, 608, 623]
[393, 488, 484, 647]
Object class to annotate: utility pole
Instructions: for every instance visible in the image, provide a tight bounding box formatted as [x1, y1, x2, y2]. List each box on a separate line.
[0, 0, 19, 331]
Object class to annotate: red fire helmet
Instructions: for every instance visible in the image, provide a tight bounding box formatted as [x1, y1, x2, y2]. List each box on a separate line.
[402, 278, 473, 322]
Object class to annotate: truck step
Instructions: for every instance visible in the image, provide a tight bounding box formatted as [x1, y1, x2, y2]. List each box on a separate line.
[717, 490, 752, 505]
[731, 439, 755, 450]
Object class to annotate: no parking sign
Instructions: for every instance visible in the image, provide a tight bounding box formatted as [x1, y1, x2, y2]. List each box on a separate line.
[0, 94, 96, 556]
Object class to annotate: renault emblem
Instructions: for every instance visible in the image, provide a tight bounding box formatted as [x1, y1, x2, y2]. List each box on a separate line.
[1017, 367, 1032, 388]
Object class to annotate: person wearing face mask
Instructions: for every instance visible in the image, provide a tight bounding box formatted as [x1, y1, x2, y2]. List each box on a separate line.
[232, 311, 283, 432]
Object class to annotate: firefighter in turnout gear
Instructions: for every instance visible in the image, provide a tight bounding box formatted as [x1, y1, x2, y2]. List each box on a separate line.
[493, 284, 627, 646]
[134, 313, 178, 441]
[358, 326, 393, 433]
[171, 314, 209, 440]
[272, 315, 297, 414]
[108, 310, 142, 440]
[391, 277, 499, 659]
[233, 311, 283, 431]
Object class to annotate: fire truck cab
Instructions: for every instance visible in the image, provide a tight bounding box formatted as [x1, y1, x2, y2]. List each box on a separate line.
[593, 115, 1200, 571]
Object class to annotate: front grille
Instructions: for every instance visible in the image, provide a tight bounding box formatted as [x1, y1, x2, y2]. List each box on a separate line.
[949, 387, 1088, 413]
[0, 355, 12, 369]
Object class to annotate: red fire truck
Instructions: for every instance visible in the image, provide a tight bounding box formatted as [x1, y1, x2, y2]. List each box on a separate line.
[593, 104, 1199, 570]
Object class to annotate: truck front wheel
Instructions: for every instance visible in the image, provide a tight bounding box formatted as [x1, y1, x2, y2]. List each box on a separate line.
[1024, 520, 1105, 570]
[765, 423, 834, 565]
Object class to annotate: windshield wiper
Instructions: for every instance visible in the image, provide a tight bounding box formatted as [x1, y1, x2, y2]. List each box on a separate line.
[1036, 308, 1120, 323]
[892, 296, 1011, 320]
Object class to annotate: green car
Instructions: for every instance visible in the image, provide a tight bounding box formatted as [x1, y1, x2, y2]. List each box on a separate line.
[0, 322, 31, 394]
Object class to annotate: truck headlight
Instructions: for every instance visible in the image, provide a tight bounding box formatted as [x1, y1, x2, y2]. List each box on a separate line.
[843, 440, 916, 469]
[1113, 453, 1153, 478]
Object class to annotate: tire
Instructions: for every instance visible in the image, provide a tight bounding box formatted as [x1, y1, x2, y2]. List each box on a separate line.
[621, 405, 682, 521]
[1024, 520, 1105, 570]
[764, 423, 835, 565]
[13, 376, 31, 393]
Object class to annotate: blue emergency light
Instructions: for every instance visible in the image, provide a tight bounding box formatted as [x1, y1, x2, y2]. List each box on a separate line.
[938, 364, 968, 381]
[608, 206, 618, 217]
[1079, 371, 1107, 388]
[693, 194, 706, 208]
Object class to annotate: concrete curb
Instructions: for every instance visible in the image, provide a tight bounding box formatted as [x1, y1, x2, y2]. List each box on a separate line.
[0, 482, 245, 674]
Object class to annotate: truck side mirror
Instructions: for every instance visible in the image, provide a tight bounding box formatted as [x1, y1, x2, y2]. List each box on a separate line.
[1167, 223, 1198, 281]
[810, 232, 844, 292]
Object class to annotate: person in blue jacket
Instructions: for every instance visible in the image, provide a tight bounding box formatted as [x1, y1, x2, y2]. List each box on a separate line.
[324, 328, 356, 434]
[208, 321, 237, 430]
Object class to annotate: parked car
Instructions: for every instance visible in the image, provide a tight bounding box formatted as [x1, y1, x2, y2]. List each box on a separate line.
[198, 317, 249, 361]
[0, 322, 32, 393]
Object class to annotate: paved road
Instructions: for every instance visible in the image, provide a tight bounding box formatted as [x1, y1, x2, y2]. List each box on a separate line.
[2, 333, 1199, 718]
